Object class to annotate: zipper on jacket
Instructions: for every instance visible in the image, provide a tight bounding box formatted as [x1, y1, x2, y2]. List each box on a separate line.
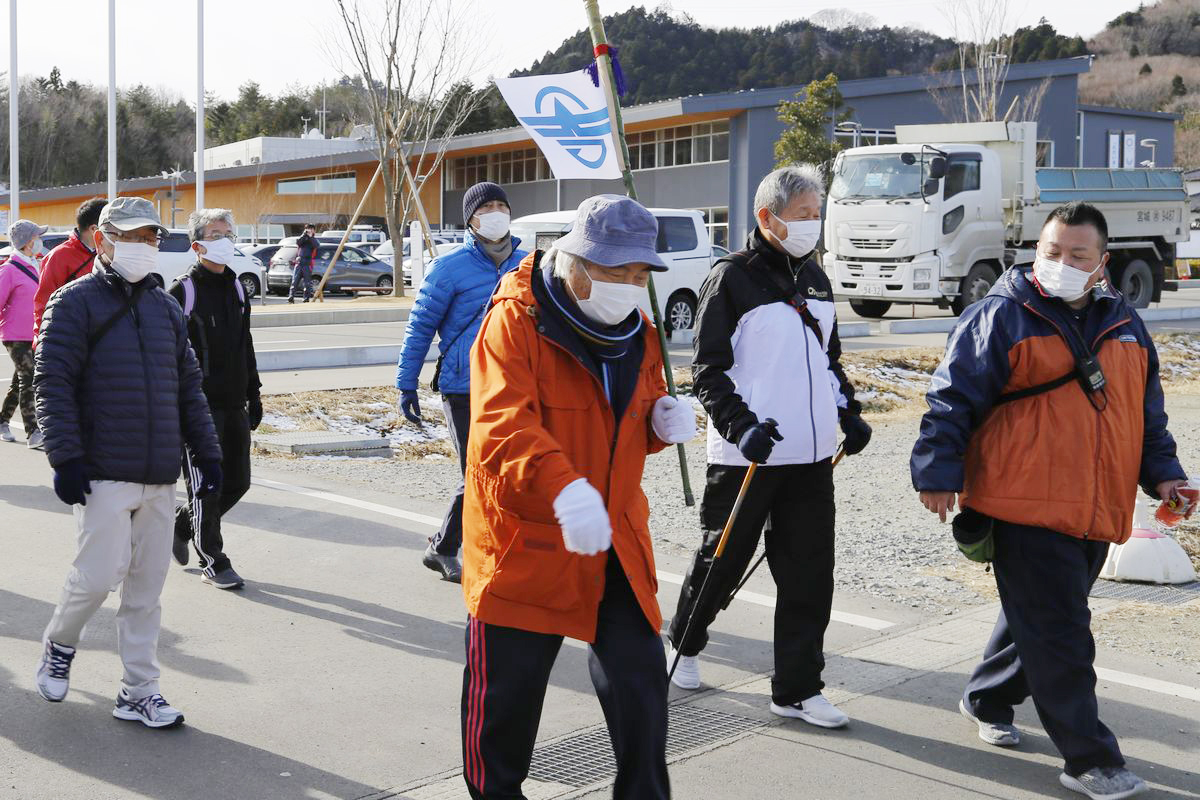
[131, 293, 154, 485]
[803, 317, 817, 461]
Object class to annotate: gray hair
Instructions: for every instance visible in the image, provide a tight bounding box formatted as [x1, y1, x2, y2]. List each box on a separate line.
[187, 208, 236, 242]
[548, 247, 581, 282]
[752, 165, 824, 215]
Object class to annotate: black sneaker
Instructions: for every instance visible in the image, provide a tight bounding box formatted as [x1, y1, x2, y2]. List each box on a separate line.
[172, 507, 192, 566]
[113, 689, 184, 728]
[202, 566, 245, 590]
[422, 543, 462, 583]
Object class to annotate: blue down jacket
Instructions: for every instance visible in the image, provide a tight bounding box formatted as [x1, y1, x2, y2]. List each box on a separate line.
[34, 264, 220, 484]
[396, 232, 526, 395]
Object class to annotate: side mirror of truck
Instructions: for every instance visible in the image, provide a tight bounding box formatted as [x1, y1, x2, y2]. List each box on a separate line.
[923, 178, 941, 197]
[900, 152, 916, 165]
[928, 157, 947, 179]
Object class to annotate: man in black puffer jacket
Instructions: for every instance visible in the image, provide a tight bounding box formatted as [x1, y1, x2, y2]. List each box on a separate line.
[32, 197, 221, 730]
[168, 208, 262, 590]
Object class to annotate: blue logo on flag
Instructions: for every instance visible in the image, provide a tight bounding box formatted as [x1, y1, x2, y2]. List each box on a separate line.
[519, 86, 612, 169]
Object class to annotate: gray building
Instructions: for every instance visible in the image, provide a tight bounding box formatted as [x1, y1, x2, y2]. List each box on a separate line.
[440, 56, 1179, 248]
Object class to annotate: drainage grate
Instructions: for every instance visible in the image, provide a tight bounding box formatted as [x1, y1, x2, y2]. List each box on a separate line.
[1090, 580, 1200, 606]
[526, 704, 763, 789]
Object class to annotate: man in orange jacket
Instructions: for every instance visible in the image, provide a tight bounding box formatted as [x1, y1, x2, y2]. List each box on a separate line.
[459, 195, 695, 800]
[34, 197, 106, 339]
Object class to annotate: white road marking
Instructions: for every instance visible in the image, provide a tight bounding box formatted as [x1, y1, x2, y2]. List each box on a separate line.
[655, 570, 895, 631]
[1096, 666, 1200, 703]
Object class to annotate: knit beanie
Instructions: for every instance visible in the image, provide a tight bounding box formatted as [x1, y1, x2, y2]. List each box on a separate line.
[462, 182, 509, 225]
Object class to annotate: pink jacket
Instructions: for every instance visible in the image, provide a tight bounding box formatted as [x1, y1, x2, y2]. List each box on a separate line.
[0, 253, 40, 342]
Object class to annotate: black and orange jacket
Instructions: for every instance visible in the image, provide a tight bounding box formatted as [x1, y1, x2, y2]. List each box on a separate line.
[911, 266, 1184, 544]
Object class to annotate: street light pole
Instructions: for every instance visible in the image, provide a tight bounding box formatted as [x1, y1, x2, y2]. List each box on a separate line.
[8, 0, 18, 220]
[195, 0, 205, 209]
[107, 0, 116, 200]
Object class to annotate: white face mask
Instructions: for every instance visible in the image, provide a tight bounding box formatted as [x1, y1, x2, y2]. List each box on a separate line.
[474, 211, 511, 242]
[103, 233, 159, 284]
[1033, 255, 1103, 302]
[197, 237, 236, 266]
[770, 212, 822, 258]
[573, 266, 646, 327]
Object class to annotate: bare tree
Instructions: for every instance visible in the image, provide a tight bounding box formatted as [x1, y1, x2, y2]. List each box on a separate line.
[938, 0, 1016, 122]
[332, 0, 489, 296]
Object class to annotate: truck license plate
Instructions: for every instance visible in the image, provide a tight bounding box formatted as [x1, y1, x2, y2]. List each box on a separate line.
[864, 283, 883, 296]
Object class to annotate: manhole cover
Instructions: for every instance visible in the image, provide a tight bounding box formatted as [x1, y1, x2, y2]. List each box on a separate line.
[526, 704, 762, 789]
[1090, 580, 1200, 606]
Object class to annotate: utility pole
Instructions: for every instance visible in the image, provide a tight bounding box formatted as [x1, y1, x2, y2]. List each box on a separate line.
[317, 85, 329, 138]
[301, 115, 311, 135]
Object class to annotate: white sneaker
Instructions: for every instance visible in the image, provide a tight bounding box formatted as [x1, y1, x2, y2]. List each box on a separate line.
[770, 693, 849, 728]
[112, 689, 185, 728]
[26, 429, 44, 449]
[1060, 767, 1148, 800]
[34, 640, 76, 702]
[0, 422, 13, 442]
[667, 647, 701, 689]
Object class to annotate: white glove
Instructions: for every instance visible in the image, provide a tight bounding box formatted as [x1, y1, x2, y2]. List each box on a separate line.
[553, 478, 612, 555]
[651, 395, 697, 444]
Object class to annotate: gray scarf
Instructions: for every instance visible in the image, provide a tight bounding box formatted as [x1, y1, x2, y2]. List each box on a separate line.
[477, 235, 514, 267]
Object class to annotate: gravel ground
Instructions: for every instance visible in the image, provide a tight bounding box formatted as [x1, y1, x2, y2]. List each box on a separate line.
[255, 342, 1200, 667]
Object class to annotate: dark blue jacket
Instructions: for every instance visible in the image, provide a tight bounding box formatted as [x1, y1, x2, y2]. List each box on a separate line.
[396, 232, 525, 394]
[34, 264, 220, 484]
[911, 266, 1183, 542]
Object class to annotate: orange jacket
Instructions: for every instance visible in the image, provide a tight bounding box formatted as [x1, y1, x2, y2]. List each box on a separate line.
[462, 254, 669, 642]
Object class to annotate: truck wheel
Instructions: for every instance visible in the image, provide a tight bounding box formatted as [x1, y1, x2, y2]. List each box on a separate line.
[665, 291, 697, 331]
[951, 263, 998, 315]
[1115, 258, 1154, 309]
[848, 299, 892, 319]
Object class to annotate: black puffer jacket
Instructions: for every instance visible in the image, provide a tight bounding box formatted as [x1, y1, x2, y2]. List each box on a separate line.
[33, 264, 220, 483]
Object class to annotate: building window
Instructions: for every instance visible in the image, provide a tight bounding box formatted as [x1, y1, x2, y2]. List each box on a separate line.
[276, 171, 357, 195]
[445, 149, 551, 190]
[697, 207, 729, 248]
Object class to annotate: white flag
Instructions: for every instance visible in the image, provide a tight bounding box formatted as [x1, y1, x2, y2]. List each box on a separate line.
[495, 71, 622, 181]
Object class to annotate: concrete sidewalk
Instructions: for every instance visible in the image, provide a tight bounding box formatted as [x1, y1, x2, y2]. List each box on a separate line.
[0, 443, 1197, 799]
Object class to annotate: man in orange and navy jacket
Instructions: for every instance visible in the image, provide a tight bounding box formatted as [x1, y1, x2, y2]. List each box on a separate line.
[459, 195, 695, 800]
[911, 202, 1187, 800]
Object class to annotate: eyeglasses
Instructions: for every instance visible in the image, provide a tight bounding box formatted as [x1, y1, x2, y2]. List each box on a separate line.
[201, 232, 236, 243]
[104, 228, 164, 247]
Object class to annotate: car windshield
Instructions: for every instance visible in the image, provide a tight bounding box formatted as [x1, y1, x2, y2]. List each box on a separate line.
[829, 153, 931, 201]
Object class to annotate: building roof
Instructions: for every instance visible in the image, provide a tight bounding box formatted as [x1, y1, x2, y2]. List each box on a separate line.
[1078, 103, 1181, 121]
[0, 56, 1119, 207]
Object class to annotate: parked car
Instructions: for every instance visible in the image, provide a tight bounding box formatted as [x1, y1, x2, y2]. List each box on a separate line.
[319, 226, 387, 249]
[401, 242, 462, 287]
[266, 238, 394, 295]
[239, 242, 281, 272]
[0, 231, 67, 261]
[156, 229, 265, 298]
[509, 208, 713, 331]
[373, 235, 457, 267]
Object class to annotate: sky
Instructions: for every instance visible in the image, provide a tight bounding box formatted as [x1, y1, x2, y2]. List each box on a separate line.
[2, 0, 1146, 105]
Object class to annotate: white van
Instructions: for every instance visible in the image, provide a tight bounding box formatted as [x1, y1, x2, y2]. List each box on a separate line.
[156, 230, 266, 298]
[509, 208, 713, 331]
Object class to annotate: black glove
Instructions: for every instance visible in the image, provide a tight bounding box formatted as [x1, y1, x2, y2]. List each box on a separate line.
[53, 458, 91, 506]
[196, 460, 222, 499]
[248, 397, 263, 431]
[399, 389, 422, 424]
[737, 418, 783, 464]
[839, 411, 872, 456]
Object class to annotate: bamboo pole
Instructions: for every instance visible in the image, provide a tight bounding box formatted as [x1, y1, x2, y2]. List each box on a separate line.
[583, 0, 695, 507]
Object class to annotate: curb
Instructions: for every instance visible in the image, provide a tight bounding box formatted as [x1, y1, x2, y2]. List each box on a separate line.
[881, 318, 959, 334]
[251, 307, 410, 329]
[1137, 306, 1200, 322]
[256, 344, 435, 371]
[839, 321, 872, 338]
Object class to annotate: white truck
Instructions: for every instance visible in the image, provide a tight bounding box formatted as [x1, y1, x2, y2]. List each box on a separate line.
[824, 121, 1190, 316]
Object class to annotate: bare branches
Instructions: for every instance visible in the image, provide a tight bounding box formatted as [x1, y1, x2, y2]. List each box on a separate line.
[937, 0, 1016, 122]
[331, 0, 490, 295]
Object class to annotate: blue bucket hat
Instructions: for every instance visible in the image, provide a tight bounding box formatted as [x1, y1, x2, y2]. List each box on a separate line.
[555, 195, 668, 271]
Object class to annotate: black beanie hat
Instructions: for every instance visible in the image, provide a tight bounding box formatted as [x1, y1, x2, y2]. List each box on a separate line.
[462, 182, 509, 225]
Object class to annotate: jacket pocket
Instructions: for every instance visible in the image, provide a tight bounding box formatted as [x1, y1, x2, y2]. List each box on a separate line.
[487, 518, 583, 612]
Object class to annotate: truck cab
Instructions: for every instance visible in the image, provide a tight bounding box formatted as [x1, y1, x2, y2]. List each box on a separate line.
[825, 143, 1005, 316]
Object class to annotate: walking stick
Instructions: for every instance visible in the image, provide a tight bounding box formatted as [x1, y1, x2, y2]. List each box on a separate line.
[667, 419, 777, 682]
[583, 0, 694, 507]
[720, 445, 845, 611]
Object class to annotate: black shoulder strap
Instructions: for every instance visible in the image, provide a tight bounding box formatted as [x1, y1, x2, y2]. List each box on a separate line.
[995, 371, 1076, 405]
[11, 261, 40, 285]
[730, 250, 825, 347]
[88, 282, 150, 351]
[67, 253, 96, 282]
